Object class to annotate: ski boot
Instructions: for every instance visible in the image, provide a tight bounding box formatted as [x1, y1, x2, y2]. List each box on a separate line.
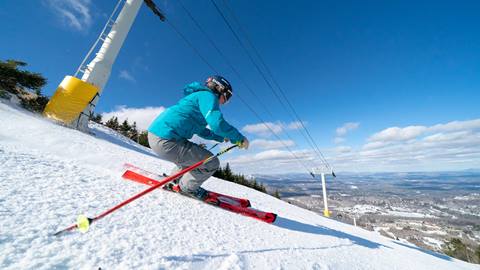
[185, 187, 219, 205]
[162, 175, 181, 192]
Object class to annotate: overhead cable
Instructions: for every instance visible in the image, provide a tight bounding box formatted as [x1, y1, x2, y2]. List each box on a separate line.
[164, 5, 316, 173]
[221, 0, 332, 171]
[210, 0, 332, 171]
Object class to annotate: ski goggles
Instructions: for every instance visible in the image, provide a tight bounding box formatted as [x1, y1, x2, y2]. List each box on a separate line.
[209, 78, 233, 103]
[222, 89, 233, 103]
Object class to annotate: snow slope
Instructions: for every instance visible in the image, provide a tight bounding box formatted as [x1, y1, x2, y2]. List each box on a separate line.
[1, 101, 478, 270]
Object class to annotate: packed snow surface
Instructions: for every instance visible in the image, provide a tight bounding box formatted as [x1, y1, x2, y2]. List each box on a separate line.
[1, 101, 478, 270]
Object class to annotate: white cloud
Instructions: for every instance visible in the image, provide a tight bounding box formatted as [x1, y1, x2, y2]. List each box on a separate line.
[336, 122, 360, 136]
[238, 150, 313, 163]
[242, 121, 306, 137]
[101, 105, 165, 131]
[250, 139, 295, 150]
[422, 131, 472, 143]
[119, 70, 136, 82]
[226, 118, 480, 174]
[225, 149, 316, 173]
[45, 0, 93, 32]
[362, 140, 390, 150]
[335, 146, 352, 153]
[334, 122, 359, 144]
[430, 119, 480, 133]
[369, 126, 427, 142]
[286, 121, 304, 130]
[331, 118, 480, 172]
[256, 150, 297, 161]
[242, 122, 282, 136]
[368, 119, 480, 143]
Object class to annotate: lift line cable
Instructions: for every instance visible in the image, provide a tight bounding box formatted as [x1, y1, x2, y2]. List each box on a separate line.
[144, 0, 166, 21]
[216, 0, 331, 171]
[221, 0, 332, 171]
[176, 0, 319, 172]
[164, 9, 316, 174]
[165, 19, 218, 73]
[210, 0, 332, 172]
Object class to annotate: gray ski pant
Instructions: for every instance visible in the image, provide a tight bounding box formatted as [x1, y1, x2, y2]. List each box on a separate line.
[148, 132, 220, 193]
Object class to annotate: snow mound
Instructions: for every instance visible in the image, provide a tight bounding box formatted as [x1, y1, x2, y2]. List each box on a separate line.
[0, 101, 477, 270]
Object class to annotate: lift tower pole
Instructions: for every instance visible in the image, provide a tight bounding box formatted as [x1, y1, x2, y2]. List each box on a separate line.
[71, 0, 165, 131]
[74, 0, 143, 131]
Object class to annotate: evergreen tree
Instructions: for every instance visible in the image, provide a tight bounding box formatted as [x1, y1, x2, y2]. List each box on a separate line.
[119, 119, 131, 136]
[274, 189, 281, 199]
[224, 163, 233, 179]
[259, 182, 266, 193]
[138, 131, 149, 148]
[0, 88, 8, 99]
[444, 238, 469, 262]
[90, 113, 103, 124]
[213, 166, 224, 179]
[213, 164, 268, 195]
[252, 179, 258, 190]
[0, 59, 46, 94]
[129, 121, 139, 142]
[105, 116, 120, 131]
[0, 59, 49, 113]
[20, 95, 49, 113]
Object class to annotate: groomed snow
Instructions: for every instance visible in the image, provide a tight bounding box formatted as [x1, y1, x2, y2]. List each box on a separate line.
[1, 101, 478, 270]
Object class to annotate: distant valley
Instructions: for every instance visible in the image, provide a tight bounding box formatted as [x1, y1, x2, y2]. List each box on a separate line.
[257, 171, 480, 263]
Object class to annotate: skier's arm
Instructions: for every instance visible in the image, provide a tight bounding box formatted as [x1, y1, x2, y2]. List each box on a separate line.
[198, 92, 245, 144]
[198, 127, 224, 142]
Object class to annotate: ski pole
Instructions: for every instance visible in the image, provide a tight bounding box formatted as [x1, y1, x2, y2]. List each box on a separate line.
[208, 142, 220, 151]
[54, 144, 238, 236]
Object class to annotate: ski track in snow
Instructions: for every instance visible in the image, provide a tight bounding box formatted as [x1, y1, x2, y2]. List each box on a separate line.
[1, 101, 479, 270]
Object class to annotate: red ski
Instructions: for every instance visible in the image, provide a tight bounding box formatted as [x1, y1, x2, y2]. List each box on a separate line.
[215, 200, 277, 224]
[121, 167, 276, 224]
[122, 169, 251, 208]
[123, 164, 251, 208]
[54, 145, 239, 236]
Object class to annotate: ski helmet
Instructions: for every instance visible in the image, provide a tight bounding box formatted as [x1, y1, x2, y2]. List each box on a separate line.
[206, 75, 233, 102]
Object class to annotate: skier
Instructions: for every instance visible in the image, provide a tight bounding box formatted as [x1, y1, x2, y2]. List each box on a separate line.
[147, 75, 249, 200]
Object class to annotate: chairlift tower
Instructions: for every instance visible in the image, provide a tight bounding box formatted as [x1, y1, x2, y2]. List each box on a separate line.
[74, 0, 144, 131]
[44, 0, 165, 131]
[313, 166, 335, 217]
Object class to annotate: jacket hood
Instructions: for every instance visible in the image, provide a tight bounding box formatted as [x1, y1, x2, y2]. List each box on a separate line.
[183, 82, 216, 96]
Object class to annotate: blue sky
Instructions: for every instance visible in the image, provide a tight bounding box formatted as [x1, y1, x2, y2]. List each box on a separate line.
[1, 0, 479, 173]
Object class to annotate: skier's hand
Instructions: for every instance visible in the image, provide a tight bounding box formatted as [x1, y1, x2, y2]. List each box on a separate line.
[238, 138, 249, 150]
[224, 138, 230, 143]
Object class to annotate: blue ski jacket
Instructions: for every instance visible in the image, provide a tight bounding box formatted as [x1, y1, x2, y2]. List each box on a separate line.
[148, 82, 245, 144]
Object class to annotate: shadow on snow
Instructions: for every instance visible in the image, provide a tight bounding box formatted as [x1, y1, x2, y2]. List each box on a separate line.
[392, 241, 453, 262]
[162, 216, 395, 264]
[274, 216, 390, 250]
[163, 244, 352, 263]
[92, 127, 158, 158]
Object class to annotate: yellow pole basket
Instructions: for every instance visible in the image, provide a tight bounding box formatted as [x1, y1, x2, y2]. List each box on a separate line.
[43, 76, 99, 125]
[76, 215, 91, 233]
